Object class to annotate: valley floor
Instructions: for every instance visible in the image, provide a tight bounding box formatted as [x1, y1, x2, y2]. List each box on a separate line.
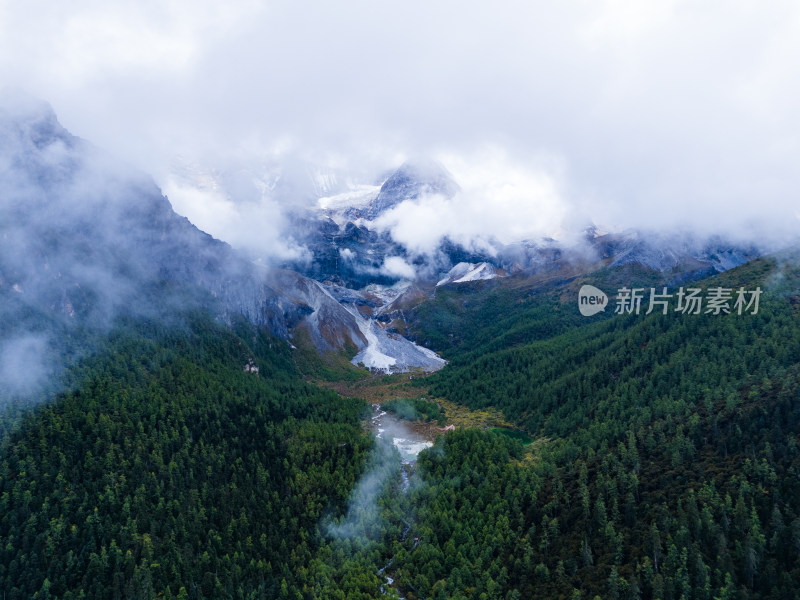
[314, 371, 513, 431]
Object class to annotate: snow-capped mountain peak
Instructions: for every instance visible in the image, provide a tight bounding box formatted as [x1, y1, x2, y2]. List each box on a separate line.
[437, 262, 503, 286]
[359, 159, 460, 220]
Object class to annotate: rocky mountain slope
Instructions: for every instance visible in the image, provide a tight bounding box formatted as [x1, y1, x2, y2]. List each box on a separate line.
[0, 96, 779, 385]
[0, 98, 449, 382]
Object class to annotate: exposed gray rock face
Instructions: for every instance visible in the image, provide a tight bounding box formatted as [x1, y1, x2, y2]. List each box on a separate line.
[0, 96, 279, 332]
[0, 96, 447, 374]
[281, 161, 466, 288]
[1, 95, 775, 383]
[284, 210, 407, 288]
[359, 160, 460, 220]
[266, 270, 367, 354]
[489, 230, 762, 279]
[347, 314, 446, 374]
[318, 282, 446, 373]
[591, 230, 761, 274]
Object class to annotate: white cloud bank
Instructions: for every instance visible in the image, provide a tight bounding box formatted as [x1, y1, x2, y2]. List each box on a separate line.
[375, 148, 574, 255]
[2, 0, 800, 251]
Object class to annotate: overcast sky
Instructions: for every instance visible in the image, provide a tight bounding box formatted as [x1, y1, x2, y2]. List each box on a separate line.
[2, 0, 799, 252]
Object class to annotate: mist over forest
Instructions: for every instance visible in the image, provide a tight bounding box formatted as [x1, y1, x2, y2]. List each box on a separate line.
[3, 3, 800, 599]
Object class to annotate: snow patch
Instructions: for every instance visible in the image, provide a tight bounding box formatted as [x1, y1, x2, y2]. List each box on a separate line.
[318, 184, 381, 211]
[437, 262, 501, 286]
[349, 310, 397, 372]
[342, 303, 446, 374]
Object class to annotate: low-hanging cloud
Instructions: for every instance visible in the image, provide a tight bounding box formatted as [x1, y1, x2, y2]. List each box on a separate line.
[374, 149, 574, 257]
[0, 93, 285, 406]
[380, 256, 416, 280]
[0, 334, 51, 399]
[326, 434, 401, 545]
[161, 162, 309, 263]
[2, 2, 800, 259]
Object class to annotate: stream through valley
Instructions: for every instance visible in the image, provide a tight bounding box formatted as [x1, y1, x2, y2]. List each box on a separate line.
[369, 404, 435, 598]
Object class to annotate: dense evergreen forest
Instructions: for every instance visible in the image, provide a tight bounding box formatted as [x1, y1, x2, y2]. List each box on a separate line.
[2, 253, 800, 599]
[0, 314, 384, 598]
[407, 255, 800, 599]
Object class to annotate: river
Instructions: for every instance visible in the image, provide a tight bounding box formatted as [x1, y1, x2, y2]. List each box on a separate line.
[369, 403, 435, 597]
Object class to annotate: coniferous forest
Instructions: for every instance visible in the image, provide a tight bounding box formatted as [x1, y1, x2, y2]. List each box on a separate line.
[1, 252, 799, 599]
[6, 3, 800, 599]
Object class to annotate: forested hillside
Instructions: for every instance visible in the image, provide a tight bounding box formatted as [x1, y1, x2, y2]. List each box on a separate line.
[407, 262, 671, 362]
[393, 253, 800, 599]
[2, 252, 799, 600]
[0, 314, 379, 599]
